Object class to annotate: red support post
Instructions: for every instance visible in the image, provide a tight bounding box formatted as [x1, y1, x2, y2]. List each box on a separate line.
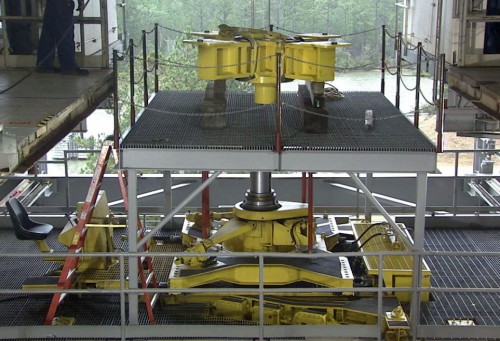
[307, 172, 314, 252]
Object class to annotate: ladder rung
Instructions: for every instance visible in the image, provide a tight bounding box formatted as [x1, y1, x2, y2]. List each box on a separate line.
[66, 268, 77, 280]
[75, 247, 82, 254]
[145, 272, 155, 285]
[150, 293, 159, 309]
[58, 293, 67, 304]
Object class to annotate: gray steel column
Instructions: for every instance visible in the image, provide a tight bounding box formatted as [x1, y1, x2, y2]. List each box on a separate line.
[364, 173, 373, 221]
[127, 169, 139, 325]
[163, 171, 172, 228]
[411, 172, 428, 341]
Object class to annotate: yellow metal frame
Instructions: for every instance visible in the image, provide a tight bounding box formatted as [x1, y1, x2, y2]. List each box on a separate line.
[352, 222, 432, 302]
[184, 24, 350, 104]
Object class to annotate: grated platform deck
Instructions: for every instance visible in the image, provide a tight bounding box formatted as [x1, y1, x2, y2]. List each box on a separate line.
[120, 91, 436, 172]
[0, 227, 498, 327]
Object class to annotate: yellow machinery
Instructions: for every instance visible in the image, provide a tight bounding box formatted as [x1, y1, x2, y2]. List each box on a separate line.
[158, 25, 432, 341]
[185, 24, 350, 105]
[22, 190, 122, 289]
[163, 171, 430, 341]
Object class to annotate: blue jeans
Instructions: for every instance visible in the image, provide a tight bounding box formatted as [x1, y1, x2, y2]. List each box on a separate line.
[36, 0, 78, 71]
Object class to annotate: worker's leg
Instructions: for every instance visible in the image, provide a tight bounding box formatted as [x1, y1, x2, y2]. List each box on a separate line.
[36, 0, 57, 70]
[54, 0, 79, 73]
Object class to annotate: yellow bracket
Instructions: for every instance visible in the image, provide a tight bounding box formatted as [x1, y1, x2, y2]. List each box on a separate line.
[184, 24, 350, 104]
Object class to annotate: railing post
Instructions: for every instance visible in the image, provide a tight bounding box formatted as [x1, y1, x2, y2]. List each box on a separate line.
[129, 39, 136, 126]
[396, 32, 402, 110]
[381, 25, 386, 94]
[142, 30, 149, 107]
[113, 49, 119, 150]
[436, 53, 446, 153]
[154, 23, 159, 93]
[415, 42, 422, 127]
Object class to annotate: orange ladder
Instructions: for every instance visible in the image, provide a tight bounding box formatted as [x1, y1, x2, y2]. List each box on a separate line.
[44, 145, 112, 325]
[112, 149, 159, 324]
[44, 145, 158, 325]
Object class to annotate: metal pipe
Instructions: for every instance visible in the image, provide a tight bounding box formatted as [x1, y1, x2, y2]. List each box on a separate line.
[411, 175, 428, 341]
[364, 173, 373, 221]
[154, 23, 159, 93]
[348, 173, 413, 248]
[142, 30, 148, 107]
[127, 169, 139, 325]
[137, 171, 222, 249]
[433, 0, 443, 103]
[381, 25, 386, 94]
[129, 39, 136, 125]
[119, 255, 126, 341]
[415, 42, 422, 127]
[436, 53, 446, 153]
[377, 254, 384, 341]
[396, 32, 402, 109]
[113, 49, 119, 150]
[307, 172, 314, 252]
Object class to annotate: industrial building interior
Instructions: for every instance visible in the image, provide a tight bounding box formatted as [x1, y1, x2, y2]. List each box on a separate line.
[0, 0, 499, 340]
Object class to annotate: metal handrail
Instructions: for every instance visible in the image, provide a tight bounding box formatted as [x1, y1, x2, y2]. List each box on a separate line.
[0, 249, 498, 340]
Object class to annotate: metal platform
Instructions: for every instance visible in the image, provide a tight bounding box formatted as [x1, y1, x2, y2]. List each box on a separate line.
[0, 227, 499, 328]
[448, 66, 500, 121]
[0, 69, 113, 172]
[120, 91, 436, 172]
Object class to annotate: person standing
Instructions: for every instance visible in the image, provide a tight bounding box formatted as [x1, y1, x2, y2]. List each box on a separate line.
[36, 0, 89, 75]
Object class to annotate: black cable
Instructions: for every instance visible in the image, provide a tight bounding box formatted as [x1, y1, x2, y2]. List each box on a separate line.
[352, 222, 387, 245]
[357, 232, 386, 249]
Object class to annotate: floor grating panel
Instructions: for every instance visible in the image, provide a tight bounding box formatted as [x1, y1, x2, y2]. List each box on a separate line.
[121, 91, 436, 153]
[0, 227, 499, 328]
[422, 229, 500, 326]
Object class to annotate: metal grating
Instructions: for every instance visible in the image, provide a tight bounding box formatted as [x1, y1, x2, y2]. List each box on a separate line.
[422, 229, 500, 326]
[121, 91, 436, 153]
[1, 228, 498, 327]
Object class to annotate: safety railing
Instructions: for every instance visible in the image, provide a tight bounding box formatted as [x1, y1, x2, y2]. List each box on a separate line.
[0, 249, 498, 340]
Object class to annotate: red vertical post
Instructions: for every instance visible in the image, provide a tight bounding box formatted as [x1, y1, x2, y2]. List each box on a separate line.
[307, 172, 314, 252]
[301, 172, 307, 203]
[202, 171, 210, 239]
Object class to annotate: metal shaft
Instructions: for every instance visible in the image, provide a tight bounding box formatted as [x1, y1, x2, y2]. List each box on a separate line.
[241, 172, 281, 211]
[250, 171, 272, 194]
